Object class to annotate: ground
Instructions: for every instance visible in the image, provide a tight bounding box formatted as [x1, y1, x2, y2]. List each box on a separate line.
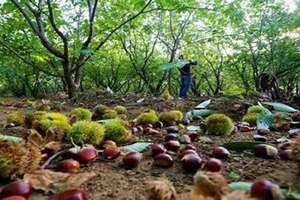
[0, 92, 299, 199]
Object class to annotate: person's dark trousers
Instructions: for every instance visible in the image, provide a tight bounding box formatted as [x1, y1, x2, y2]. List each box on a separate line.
[191, 77, 200, 97]
[179, 75, 191, 97]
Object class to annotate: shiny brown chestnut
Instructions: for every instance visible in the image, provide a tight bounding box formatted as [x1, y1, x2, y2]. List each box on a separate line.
[153, 121, 164, 129]
[179, 149, 198, 159]
[257, 128, 270, 135]
[103, 147, 121, 160]
[187, 133, 199, 142]
[144, 127, 159, 135]
[49, 189, 88, 200]
[165, 126, 179, 133]
[212, 146, 230, 159]
[131, 127, 139, 134]
[57, 159, 80, 173]
[250, 179, 281, 200]
[154, 153, 174, 168]
[181, 154, 202, 172]
[164, 140, 180, 151]
[181, 118, 191, 125]
[179, 134, 191, 144]
[0, 181, 33, 199]
[254, 144, 278, 159]
[254, 135, 267, 142]
[102, 140, 117, 149]
[181, 144, 197, 151]
[122, 152, 142, 169]
[203, 158, 223, 172]
[2, 196, 26, 200]
[151, 144, 167, 157]
[77, 147, 98, 164]
[164, 133, 178, 142]
[278, 150, 293, 160]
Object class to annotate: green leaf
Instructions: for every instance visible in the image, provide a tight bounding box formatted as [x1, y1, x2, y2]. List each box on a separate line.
[285, 192, 300, 200]
[0, 134, 23, 144]
[185, 109, 214, 118]
[195, 99, 211, 109]
[80, 48, 93, 56]
[229, 182, 251, 192]
[261, 102, 299, 113]
[257, 110, 274, 129]
[223, 142, 268, 151]
[159, 61, 190, 71]
[120, 142, 152, 153]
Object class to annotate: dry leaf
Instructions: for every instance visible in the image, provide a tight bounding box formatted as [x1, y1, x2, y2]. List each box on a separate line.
[27, 129, 44, 148]
[147, 179, 178, 200]
[24, 169, 96, 193]
[45, 127, 65, 142]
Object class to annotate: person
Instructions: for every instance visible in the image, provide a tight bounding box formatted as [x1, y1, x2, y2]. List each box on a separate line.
[178, 55, 199, 98]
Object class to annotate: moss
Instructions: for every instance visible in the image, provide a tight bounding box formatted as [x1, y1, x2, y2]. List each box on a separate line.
[242, 113, 259, 126]
[40, 112, 71, 133]
[25, 111, 47, 127]
[247, 105, 266, 114]
[114, 105, 127, 114]
[67, 121, 105, 145]
[92, 104, 109, 120]
[206, 114, 234, 135]
[136, 110, 159, 125]
[69, 107, 92, 121]
[104, 119, 132, 143]
[6, 111, 26, 126]
[102, 109, 118, 119]
[159, 110, 183, 124]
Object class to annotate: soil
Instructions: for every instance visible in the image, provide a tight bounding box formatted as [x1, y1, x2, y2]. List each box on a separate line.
[0, 93, 299, 199]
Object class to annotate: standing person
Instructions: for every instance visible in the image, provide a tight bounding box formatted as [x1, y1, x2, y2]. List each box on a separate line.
[178, 55, 198, 98]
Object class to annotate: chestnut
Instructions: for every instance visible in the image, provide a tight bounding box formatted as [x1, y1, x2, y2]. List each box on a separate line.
[78, 147, 98, 164]
[0, 181, 33, 199]
[164, 134, 178, 142]
[181, 144, 197, 151]
[103, 147, 120, 160]
[122, 152, 142, 169]
[254, 144, 278, 159]
[212, 147, 230, 159]
[137, 126, 144, 133]
[49, 189, 88, 200]
[154, 153, 174, 168]
[203, 158, 223, 172]
[278, 150, 292, 160]
[164, 140, 180, 151]
[239, 126, 255, 132]
[151, 144, 167, 157]
[131, 127, 139, 134]
[102, 140, 117, 149]
[57, 159, 80, 173]
[153, 121, 164, 129]
[144, 127, 159, 135]
[250, 179, 281, 200]
[257, 128, 270, 135]
[187, 133, 199, 142]
[181, 153, 202, 172]
[144, 123, 153, 128]
[179, 134, 191, 144]
[179, 149, 198, 159]
[254, 135, 267, 142]
[2, 196, 26, 200]
[165, 126, 179, 133]
[288, 129, 300, 138]
[181, 118, 191, 125]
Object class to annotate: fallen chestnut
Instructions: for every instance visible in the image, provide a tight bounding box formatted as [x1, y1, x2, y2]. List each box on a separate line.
[181, 154, 202, 172]
[49, 189, 88, 200]
[131, 127, 139, 134]
[102, 140, 117, 149]
[154, 153, 174, 168]
[0, 181, 33, 199]
[288, 129, 300, 138]
[181, 144, 197, 151]
[144, 123, 153, 128]
[181, 118, 191, 125]
[144, 127, 159, 135]
[179, 134, 191, 144]
[257, 128, 270, 135]
[278, 150, 293, 160]
[203, 158, 223, 172]
[164, 133, 178, 142]
[179, 149, 198, 159]
[153, 121, 164, 129]
[103, 147, 120, 160]
[164, 140, 180, 151]
[254, 144, 278, 159]
[212, 146, 230, 159]
[254, 135, 267, 142]
[165, 126, 179, 133]
[187, 133, 199, 142]
[151, 144, 167, 157]
[57, 159, 80, 173]
[250, 179, 281, 200]
[122, 152, 142, 169]
[77, 147, 98, 164]
[2, 196, 26, 200]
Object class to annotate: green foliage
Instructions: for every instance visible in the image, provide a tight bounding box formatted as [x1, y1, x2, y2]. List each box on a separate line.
[159, 110, 183, 124]
[67, 121, 105, 145]
[206, 114, 234, 135]
[114, 105, 127, 114]
[40, 112, 71, 133]
[6, 111, 26, 126]
[135, 110, 159, 125]
[69, 107, 92, 121]
[247, 105, 266, 114]
[242, 113, 259, 126]
[104, 119, 131, 143]
[102, 109, 118, 119]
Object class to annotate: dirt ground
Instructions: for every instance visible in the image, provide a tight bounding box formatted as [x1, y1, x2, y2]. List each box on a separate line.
[0, 93, 299, 199]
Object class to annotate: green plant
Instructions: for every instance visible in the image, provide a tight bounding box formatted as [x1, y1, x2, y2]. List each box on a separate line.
[114, 105, 127, 114]
[247, 106, 266, 114]
[67, 121, 105, 145]
[206, 114, 234, 135]
[242, 113, 260, 126]
[69, 107, 92, 121]
[104, 119, 131, 143]
[102, 109, 118, 119]
[6, 111, 26, 126]
[159, 110, 183, 124]
[39, 112, 71, 133]
[136, 110, 159, 125]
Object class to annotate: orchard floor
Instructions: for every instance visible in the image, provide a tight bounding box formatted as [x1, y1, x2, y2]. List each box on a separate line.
[0, 92, 299, 200]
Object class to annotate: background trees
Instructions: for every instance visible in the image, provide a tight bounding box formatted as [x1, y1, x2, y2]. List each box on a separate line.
[0, 0, 299, 98]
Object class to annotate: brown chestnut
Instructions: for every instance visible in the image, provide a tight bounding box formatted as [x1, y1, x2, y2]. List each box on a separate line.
[164, 140, 180, 151]
[179, 134, 191, 144]
[102, 140, 117, 149]
[187, 133, 199, 142]
[212, 146, 230, 159]
[57, 159, 80, 173]
[179, 149, 198, 159]
[153, 121, 164, 129]
[49, 189, 88, 200]
[78, 147, 98, 164]
[131, 127, 139, 134]
[164, 133, 178, 142]
[144, 127, 159, 135]
[0, 181, 33, 199]
[154, 153, 174, 168]
[254, 135, 267, 142]
[151, 144, 167, 157]
[278, 150, 292, 160]
[257, 128, 270, 135]
[122, 152, 142, 169]
[181, 154, 202, 172]
[2, 196, 26, 200]
[250, 179, 281, 200]
[181, 118, 191, 125]
[103, 147, 120, 160]
[254, 144, 278, 159]
[288, 129, 300, 138]
[137, 126, 144, 132]
[203, 158, 223, 172]
[165, 126, 179, 133]
[181, 144, 197, 151]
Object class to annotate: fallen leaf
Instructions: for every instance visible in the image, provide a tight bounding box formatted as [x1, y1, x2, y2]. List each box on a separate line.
[27, 129, 44, 148]
[24, 169, 96, 193]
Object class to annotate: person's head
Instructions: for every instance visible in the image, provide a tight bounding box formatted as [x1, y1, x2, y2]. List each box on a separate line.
[178, 55, 184, 60]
